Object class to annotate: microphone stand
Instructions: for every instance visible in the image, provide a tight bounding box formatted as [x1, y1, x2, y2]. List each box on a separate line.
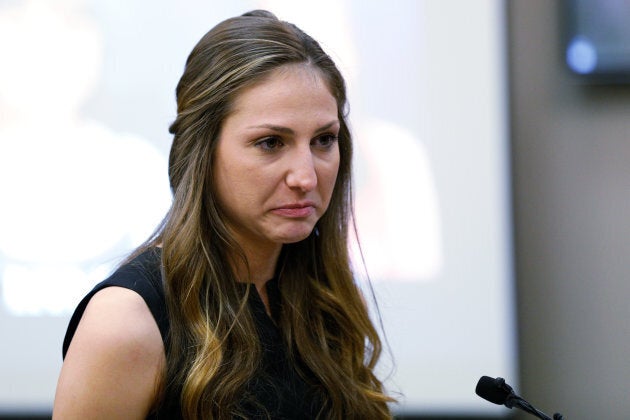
[505, 392, 565, 420]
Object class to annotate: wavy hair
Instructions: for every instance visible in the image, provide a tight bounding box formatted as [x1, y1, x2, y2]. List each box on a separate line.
[138, 10, 393, 419]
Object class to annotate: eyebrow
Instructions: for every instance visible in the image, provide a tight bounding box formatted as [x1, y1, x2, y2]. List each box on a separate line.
[247, 120, 339, 135]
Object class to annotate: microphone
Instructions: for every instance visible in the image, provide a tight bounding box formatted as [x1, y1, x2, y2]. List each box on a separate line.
[475, 376, 565, 420]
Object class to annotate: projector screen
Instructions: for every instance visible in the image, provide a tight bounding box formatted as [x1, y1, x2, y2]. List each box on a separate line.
[0, 0, 516, 416]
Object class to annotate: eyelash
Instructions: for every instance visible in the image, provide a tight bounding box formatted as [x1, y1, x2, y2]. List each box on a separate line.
[254, 134, 338, 152]
[314, 134, 339, 149]
[255, 136, 283, 151]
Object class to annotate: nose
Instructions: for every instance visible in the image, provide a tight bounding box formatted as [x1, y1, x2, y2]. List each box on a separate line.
[285, 147, 317, 192]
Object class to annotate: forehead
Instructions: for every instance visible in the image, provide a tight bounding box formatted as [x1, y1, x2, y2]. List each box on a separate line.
[229, 64, 336, 114]
[222, 64, 338, 133]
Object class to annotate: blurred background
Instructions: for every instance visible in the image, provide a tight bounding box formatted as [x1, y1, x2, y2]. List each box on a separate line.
[1, 0, 629, 419]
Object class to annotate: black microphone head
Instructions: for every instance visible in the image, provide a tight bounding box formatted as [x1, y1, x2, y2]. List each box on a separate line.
[475, 376, 511, 405]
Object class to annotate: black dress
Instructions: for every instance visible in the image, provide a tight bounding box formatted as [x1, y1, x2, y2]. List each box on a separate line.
[62, 248, 323, 419]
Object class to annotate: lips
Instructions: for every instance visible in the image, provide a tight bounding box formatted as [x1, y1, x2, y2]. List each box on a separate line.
[271, 201, 316, 218]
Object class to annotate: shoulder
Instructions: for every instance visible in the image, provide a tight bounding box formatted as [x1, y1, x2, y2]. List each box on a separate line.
[54, 286, 165, 419]
[62, 248, 167, 356]
[75, 286, 163, 355]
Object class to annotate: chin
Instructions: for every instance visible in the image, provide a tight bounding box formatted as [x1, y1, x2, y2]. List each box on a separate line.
[276, 227, 314, 244]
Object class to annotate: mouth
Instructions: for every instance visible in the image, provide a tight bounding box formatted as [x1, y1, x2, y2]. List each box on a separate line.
[271, 202, 317, 218]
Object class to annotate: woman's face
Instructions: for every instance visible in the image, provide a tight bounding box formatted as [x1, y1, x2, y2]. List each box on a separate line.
[213, 64, 340, 255]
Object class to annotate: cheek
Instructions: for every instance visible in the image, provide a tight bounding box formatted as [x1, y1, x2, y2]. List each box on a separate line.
[320, 158, 341, 204]
[216, 168, 256, 206]
[214, 157, 245, 210]
[214, 160, 277, 212]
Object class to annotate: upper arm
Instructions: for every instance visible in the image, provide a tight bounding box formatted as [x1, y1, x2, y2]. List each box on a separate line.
[53, 287, 165, 420]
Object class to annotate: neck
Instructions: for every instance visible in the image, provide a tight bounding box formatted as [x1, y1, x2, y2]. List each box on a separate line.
[232, 243, 281, 316]
[232, 242, 281, 287]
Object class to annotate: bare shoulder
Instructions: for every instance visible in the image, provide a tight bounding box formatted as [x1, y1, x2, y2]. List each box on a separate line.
[53, 287, 165, 419]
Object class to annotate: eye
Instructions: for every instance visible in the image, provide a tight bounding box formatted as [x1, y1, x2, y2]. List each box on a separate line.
[255, 136, 284, 151]
[312, 134, 338, 149]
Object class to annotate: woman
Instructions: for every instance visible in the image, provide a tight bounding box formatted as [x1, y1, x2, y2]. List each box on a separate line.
[54, 10, 393, 419]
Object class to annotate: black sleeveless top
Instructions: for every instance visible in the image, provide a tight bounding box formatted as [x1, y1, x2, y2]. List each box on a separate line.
[62, 248, 323, 419]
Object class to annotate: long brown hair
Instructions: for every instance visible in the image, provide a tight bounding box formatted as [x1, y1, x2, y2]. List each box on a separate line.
[139, 10, 393, 419]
